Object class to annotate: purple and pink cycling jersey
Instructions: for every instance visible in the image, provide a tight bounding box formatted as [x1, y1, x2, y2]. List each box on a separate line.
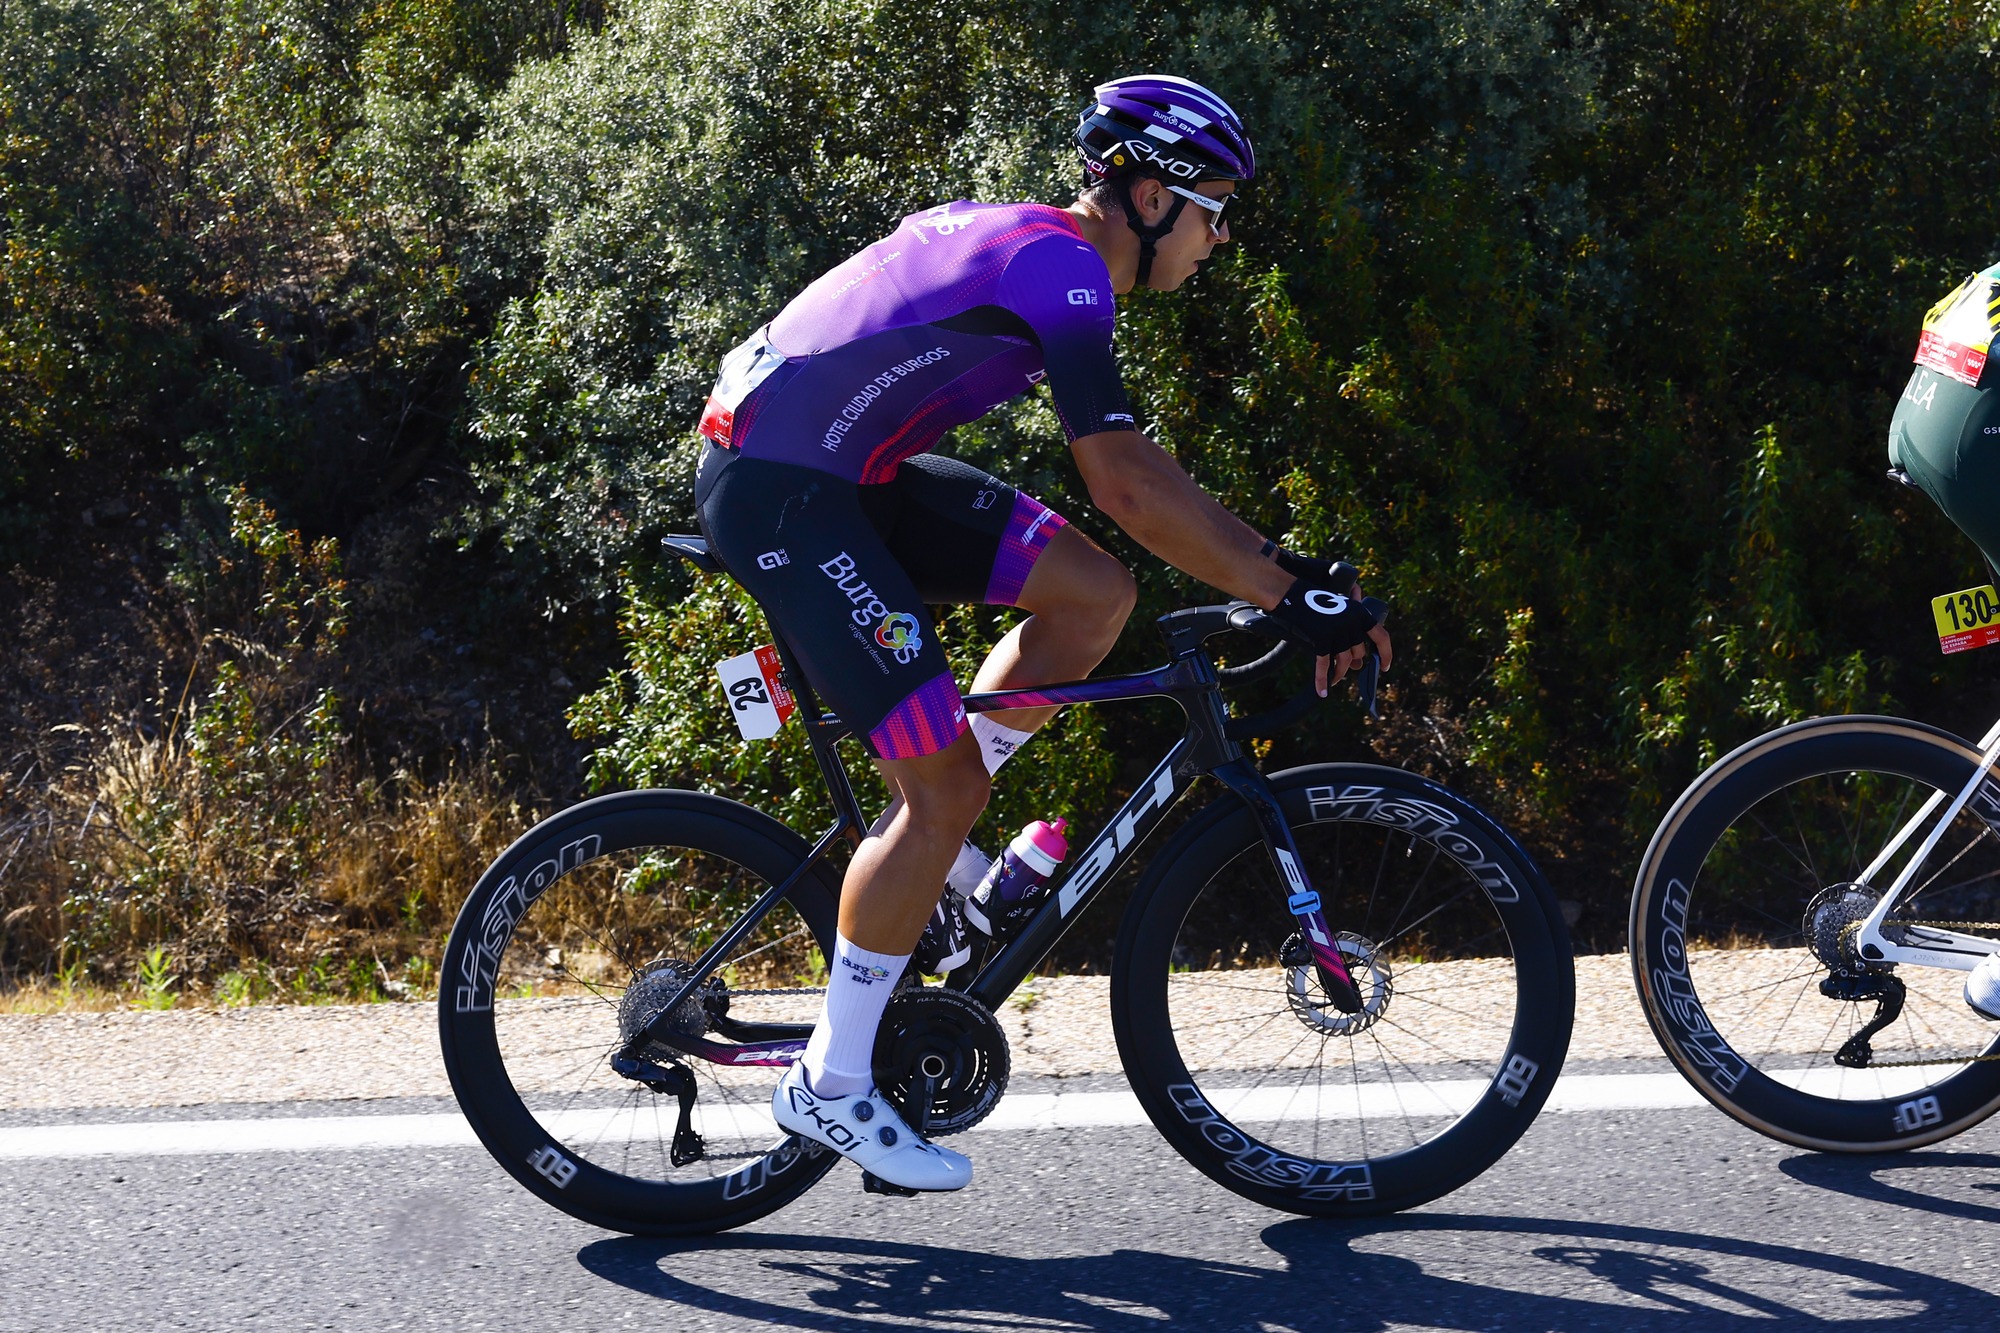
[700, 202, 1134, 479]
[696, 201, 1135, 760]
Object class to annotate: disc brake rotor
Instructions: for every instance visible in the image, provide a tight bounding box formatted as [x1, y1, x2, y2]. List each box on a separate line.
[1285, 931, 1393, 1036]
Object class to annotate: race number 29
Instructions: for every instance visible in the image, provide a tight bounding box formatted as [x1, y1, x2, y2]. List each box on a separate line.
[716, 645, 798, 740]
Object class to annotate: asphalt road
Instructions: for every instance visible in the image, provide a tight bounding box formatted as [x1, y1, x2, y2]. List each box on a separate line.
[6, 1076, 2000, 1332]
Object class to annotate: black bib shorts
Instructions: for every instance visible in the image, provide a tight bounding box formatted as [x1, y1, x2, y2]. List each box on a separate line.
[1889, 365, 2000, 576]
[695, 444, 1068, 759]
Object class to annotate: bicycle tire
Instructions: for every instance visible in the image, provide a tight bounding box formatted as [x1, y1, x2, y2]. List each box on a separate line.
[438, 788, 841, 1235]
[1631, 714, 2000, 1151]
[1110, 764, 1573, 1216]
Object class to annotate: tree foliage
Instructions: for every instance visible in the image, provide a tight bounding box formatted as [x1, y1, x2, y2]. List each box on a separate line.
[6, 0, 2000, 966]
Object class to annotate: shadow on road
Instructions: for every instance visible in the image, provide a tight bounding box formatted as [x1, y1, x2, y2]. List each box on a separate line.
[576, 1213, 1997, 1330]
[1780, 1149, 2000, 1222]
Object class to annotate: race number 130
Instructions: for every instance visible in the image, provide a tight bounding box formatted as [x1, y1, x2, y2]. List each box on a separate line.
[1932, 584, 2000, 655]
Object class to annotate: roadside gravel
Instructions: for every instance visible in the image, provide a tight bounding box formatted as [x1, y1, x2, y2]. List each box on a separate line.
[0, 953, 1655, 1110]
[6, 948, 1979, 1112]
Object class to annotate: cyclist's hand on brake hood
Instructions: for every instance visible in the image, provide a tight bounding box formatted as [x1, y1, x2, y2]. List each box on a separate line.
[1265, 557, 1393, 697]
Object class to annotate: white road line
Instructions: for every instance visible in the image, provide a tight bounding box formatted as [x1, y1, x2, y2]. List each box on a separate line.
[0, 1072, 1728, 1161]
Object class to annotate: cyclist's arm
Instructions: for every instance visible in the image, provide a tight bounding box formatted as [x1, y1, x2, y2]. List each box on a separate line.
[1071, 429, 1392, 688]
[1070, 428, 1293, 608]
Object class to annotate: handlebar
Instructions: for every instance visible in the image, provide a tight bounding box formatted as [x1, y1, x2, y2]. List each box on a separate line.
[1213, 597, 1389, 740]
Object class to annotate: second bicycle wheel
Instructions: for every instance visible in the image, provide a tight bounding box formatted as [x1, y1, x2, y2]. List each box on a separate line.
[1111, 763, 1574, 1216]
[439, 788, 841, 1235]
[1631, 714, 2000, 1151]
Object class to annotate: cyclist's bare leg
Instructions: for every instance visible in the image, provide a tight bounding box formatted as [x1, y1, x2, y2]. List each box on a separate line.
[869, 527, 1133, 831]
[973, 524, 1137, 734]
[795, 734, 988, 1107]
[842, 733, 992, 952]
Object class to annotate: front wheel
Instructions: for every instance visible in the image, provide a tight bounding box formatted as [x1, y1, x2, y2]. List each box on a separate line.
[1630, 714, 2000, 1151]
[438, 789, 842, 1235]
[1110, 764, 1573, 1216]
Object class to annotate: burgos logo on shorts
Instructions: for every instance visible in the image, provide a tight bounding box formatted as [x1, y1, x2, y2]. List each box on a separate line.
[874, 612, 922, 662]
[820, 552, 924, 664]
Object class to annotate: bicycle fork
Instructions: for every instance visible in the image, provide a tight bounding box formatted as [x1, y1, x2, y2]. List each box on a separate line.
[1211, 759, 1364, 1013]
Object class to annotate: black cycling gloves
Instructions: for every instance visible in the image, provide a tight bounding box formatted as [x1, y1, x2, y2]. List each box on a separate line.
[1263, 550, 1384, 658]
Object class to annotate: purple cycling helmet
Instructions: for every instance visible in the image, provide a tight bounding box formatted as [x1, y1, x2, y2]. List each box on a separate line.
[1076, 75, 1253, 284]
[1076, 74, 1256, 186]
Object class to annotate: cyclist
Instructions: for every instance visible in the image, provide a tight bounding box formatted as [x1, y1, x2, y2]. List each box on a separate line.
[1886, 260, 2000, 1018]
[694, 75, 1391, 1192]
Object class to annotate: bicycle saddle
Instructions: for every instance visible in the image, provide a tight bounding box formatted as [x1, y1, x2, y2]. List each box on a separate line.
[661, 533, 723, 574]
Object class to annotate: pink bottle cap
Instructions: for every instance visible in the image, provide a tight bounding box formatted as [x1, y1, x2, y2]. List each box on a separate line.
[1027, 818, 1070, 861]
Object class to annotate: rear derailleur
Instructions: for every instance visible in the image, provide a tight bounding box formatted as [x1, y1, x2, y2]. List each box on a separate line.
[609, 1053, 707, 1166]
[1803, 883, 1908, 1069]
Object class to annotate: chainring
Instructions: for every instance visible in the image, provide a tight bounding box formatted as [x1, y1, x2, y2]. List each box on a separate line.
[870, 986, 1010, 1136]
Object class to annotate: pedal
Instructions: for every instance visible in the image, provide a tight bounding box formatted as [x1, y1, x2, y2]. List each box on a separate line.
[861, 1171, 919, 1197]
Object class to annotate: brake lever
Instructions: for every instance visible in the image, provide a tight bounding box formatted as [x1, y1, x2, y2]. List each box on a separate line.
[1355, 596, 1389, 719]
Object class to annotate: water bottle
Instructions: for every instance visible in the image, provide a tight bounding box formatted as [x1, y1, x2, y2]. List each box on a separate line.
[965, 819, 1069, 941]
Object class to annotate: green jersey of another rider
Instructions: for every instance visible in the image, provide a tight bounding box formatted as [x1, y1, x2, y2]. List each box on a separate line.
[1887, 260, 2000, 1021]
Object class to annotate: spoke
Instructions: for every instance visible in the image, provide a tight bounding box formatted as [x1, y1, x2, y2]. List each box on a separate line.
[1169, 1007, 1297, 1035]
[1691, 954, 1823, 1006]
[1365, 1009, 1487, 1070]
[1784, 788, 1824, 890]
[1373, 883, 1480, 955]
[1165, 977, 1298, 998]
[1743, 806, 1822, 888]
[726, 923, 812, 971]
[1906, 823, 1997, 903]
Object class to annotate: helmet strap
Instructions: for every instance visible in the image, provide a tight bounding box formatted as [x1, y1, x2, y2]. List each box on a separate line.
[1114, 177, 1189, 287]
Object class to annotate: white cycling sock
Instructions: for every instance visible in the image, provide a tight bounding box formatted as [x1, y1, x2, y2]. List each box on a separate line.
[945, 839, 992, 896]
[801, 934, 908, 1097]
[970, 714, 1037, 776]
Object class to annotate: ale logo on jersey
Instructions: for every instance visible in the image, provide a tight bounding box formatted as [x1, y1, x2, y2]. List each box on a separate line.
[875, 612, 922, 664]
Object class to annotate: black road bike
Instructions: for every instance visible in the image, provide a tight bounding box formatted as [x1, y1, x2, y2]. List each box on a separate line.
[438, 536, 1575, 1234]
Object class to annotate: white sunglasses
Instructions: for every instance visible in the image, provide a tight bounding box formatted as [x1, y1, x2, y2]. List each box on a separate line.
[1168, 185, 1235, 238]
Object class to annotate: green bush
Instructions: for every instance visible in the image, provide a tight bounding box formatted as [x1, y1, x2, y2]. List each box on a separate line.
[10, 0, 2000, 978]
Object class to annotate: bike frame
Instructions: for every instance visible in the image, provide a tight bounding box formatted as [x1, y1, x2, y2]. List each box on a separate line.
[1850, 714, 2000, 972]
[616, 604, 1360, 1070]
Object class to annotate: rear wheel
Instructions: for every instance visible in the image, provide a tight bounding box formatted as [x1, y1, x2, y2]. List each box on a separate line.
[1630, 715, 2000, 1151]
[438, 789, 840, 1235]
[1111, 764, 1573, 1216]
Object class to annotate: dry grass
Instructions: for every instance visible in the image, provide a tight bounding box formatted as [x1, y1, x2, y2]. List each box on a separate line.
[0, 489, 546, 1008]
[0, 719, 535, 1007]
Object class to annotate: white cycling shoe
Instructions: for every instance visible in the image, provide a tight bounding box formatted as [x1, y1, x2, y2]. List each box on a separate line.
[1966, 951, 2000, 1021]
[771, 1063, 973, 1192]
